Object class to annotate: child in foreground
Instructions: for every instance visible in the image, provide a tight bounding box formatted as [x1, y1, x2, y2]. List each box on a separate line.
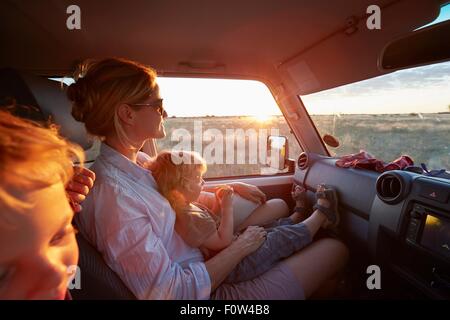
[147, 150, 340, 284]
[0, 110, 84, 299]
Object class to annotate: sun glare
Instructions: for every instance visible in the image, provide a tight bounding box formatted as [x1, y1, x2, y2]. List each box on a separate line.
[252, 114, 272, 122]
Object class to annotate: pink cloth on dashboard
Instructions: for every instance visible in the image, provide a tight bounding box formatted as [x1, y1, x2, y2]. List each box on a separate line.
[335, 150, 413, 173]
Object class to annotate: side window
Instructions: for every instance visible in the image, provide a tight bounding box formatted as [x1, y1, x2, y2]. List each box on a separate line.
[157, 78, 302, 178]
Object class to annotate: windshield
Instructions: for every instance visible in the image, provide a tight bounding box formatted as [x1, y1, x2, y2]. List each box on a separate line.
[300, 61, 450, 170]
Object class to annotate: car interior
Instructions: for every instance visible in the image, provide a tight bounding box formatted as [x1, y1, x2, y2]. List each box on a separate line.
[1, 0, 449, 299]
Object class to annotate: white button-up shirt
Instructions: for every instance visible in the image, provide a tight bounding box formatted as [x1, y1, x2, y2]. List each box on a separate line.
[76, 143, 211, 300]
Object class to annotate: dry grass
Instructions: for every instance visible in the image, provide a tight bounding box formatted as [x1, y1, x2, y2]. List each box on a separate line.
[86, 113, 449, 178]
[312, 113, 450, 170]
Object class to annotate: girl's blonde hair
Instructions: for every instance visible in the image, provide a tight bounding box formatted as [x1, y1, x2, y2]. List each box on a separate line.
[147, 150, 206, 212]
[67, 57, 158, 147]
[0, 110, 84, 225]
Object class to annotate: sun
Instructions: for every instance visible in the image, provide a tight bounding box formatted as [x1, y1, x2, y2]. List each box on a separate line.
[252, 114, 272, 122]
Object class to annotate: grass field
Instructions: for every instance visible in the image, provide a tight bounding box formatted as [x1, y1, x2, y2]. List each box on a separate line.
[155, 113, 450, 178]
[311, 113, 450, 169]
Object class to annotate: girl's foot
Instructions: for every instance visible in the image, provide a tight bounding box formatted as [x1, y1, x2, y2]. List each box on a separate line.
[290, 184, 308, 222]
[314, 184, 340, 229]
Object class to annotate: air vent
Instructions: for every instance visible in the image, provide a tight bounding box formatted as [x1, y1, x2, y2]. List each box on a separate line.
[297, 152, 309, 170]
[376, 173, 405, 204]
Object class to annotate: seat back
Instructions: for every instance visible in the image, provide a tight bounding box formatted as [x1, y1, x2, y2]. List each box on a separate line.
[71, 232, 136, 300]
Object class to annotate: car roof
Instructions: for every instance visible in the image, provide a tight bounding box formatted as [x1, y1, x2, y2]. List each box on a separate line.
[0, 0, 444, 94]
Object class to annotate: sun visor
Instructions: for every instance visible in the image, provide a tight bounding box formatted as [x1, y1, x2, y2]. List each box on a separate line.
[277, 0, 440, 97]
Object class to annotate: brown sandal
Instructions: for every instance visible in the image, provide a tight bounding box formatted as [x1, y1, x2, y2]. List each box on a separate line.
[313, 184, 340, 228]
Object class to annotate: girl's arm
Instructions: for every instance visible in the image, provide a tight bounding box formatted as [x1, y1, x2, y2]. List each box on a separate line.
[202, 188, 234, 251]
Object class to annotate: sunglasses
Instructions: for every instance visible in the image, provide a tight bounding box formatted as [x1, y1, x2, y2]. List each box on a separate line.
[130, 99, 167, 117]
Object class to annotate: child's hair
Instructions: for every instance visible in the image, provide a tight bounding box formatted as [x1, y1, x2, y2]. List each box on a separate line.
[0, 110, 84, 225]
[147, 150, 206, 211]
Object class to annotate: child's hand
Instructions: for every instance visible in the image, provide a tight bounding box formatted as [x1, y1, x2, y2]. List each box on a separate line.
[215, 185, 234, 210]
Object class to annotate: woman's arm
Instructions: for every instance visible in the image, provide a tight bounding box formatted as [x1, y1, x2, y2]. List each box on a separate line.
[202, 182, 266, 204]
[204, 226, 267, 291]
[230, 182, 267, 204]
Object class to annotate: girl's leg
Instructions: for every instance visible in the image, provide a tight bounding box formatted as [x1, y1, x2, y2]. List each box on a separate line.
[289, 184, 309, 223]
[197, 192, 290, 231]
[237, 198, 289, 232]
[225, 184, 339, 284]
[225, 221, 312, 283]
[225, 207, 329, 283]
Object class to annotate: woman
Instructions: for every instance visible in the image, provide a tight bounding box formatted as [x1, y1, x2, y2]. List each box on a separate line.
[68, 57, 348, 299]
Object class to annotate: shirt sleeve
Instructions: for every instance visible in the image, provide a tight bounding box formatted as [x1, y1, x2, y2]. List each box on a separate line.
[92, 181, 211, 300]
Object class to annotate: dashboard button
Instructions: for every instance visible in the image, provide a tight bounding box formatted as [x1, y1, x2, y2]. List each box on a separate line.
[419, 181, 449, 204]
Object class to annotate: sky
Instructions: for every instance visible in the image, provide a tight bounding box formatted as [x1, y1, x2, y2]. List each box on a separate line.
[158, 77, 281, 117]
[418, 3, 450, 28]
[301, 61, 450, 115]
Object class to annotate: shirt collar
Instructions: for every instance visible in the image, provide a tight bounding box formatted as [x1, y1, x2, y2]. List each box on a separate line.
[99, 142, 157, 188]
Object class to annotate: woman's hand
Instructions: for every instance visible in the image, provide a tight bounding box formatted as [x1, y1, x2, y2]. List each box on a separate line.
[232, 226, 266, 256]
[230, 182, 266, 205]
[66, 166, 96, 212]
[204, 225, 266, 291]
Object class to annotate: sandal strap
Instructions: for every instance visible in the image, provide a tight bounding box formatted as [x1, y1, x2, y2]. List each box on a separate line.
[316, 191, 326, 199]
[313, 204, 337, 224]
[315, 189, 335, 201]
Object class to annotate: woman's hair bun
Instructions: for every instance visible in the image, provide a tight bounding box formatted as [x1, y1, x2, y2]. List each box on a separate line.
[67, 77, 89, 122]
[65, 57, 157, 137]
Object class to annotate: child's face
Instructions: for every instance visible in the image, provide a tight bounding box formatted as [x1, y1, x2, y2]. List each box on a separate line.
[182, 170, 205, 203]
[0, 182, 78, 299]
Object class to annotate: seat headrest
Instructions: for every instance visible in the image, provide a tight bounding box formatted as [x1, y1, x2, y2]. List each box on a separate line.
[0, 68, 92, 150]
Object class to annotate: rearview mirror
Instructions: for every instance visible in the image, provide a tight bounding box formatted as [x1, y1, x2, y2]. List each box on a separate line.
[379, 20, 450, 71]
[322, 134, 340, 148]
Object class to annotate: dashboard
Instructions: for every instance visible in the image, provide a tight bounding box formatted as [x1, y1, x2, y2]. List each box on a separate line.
[293, 152, 450, 298]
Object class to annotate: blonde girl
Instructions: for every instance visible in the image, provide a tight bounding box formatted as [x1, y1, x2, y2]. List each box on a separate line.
[149, 150, 343, 284]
